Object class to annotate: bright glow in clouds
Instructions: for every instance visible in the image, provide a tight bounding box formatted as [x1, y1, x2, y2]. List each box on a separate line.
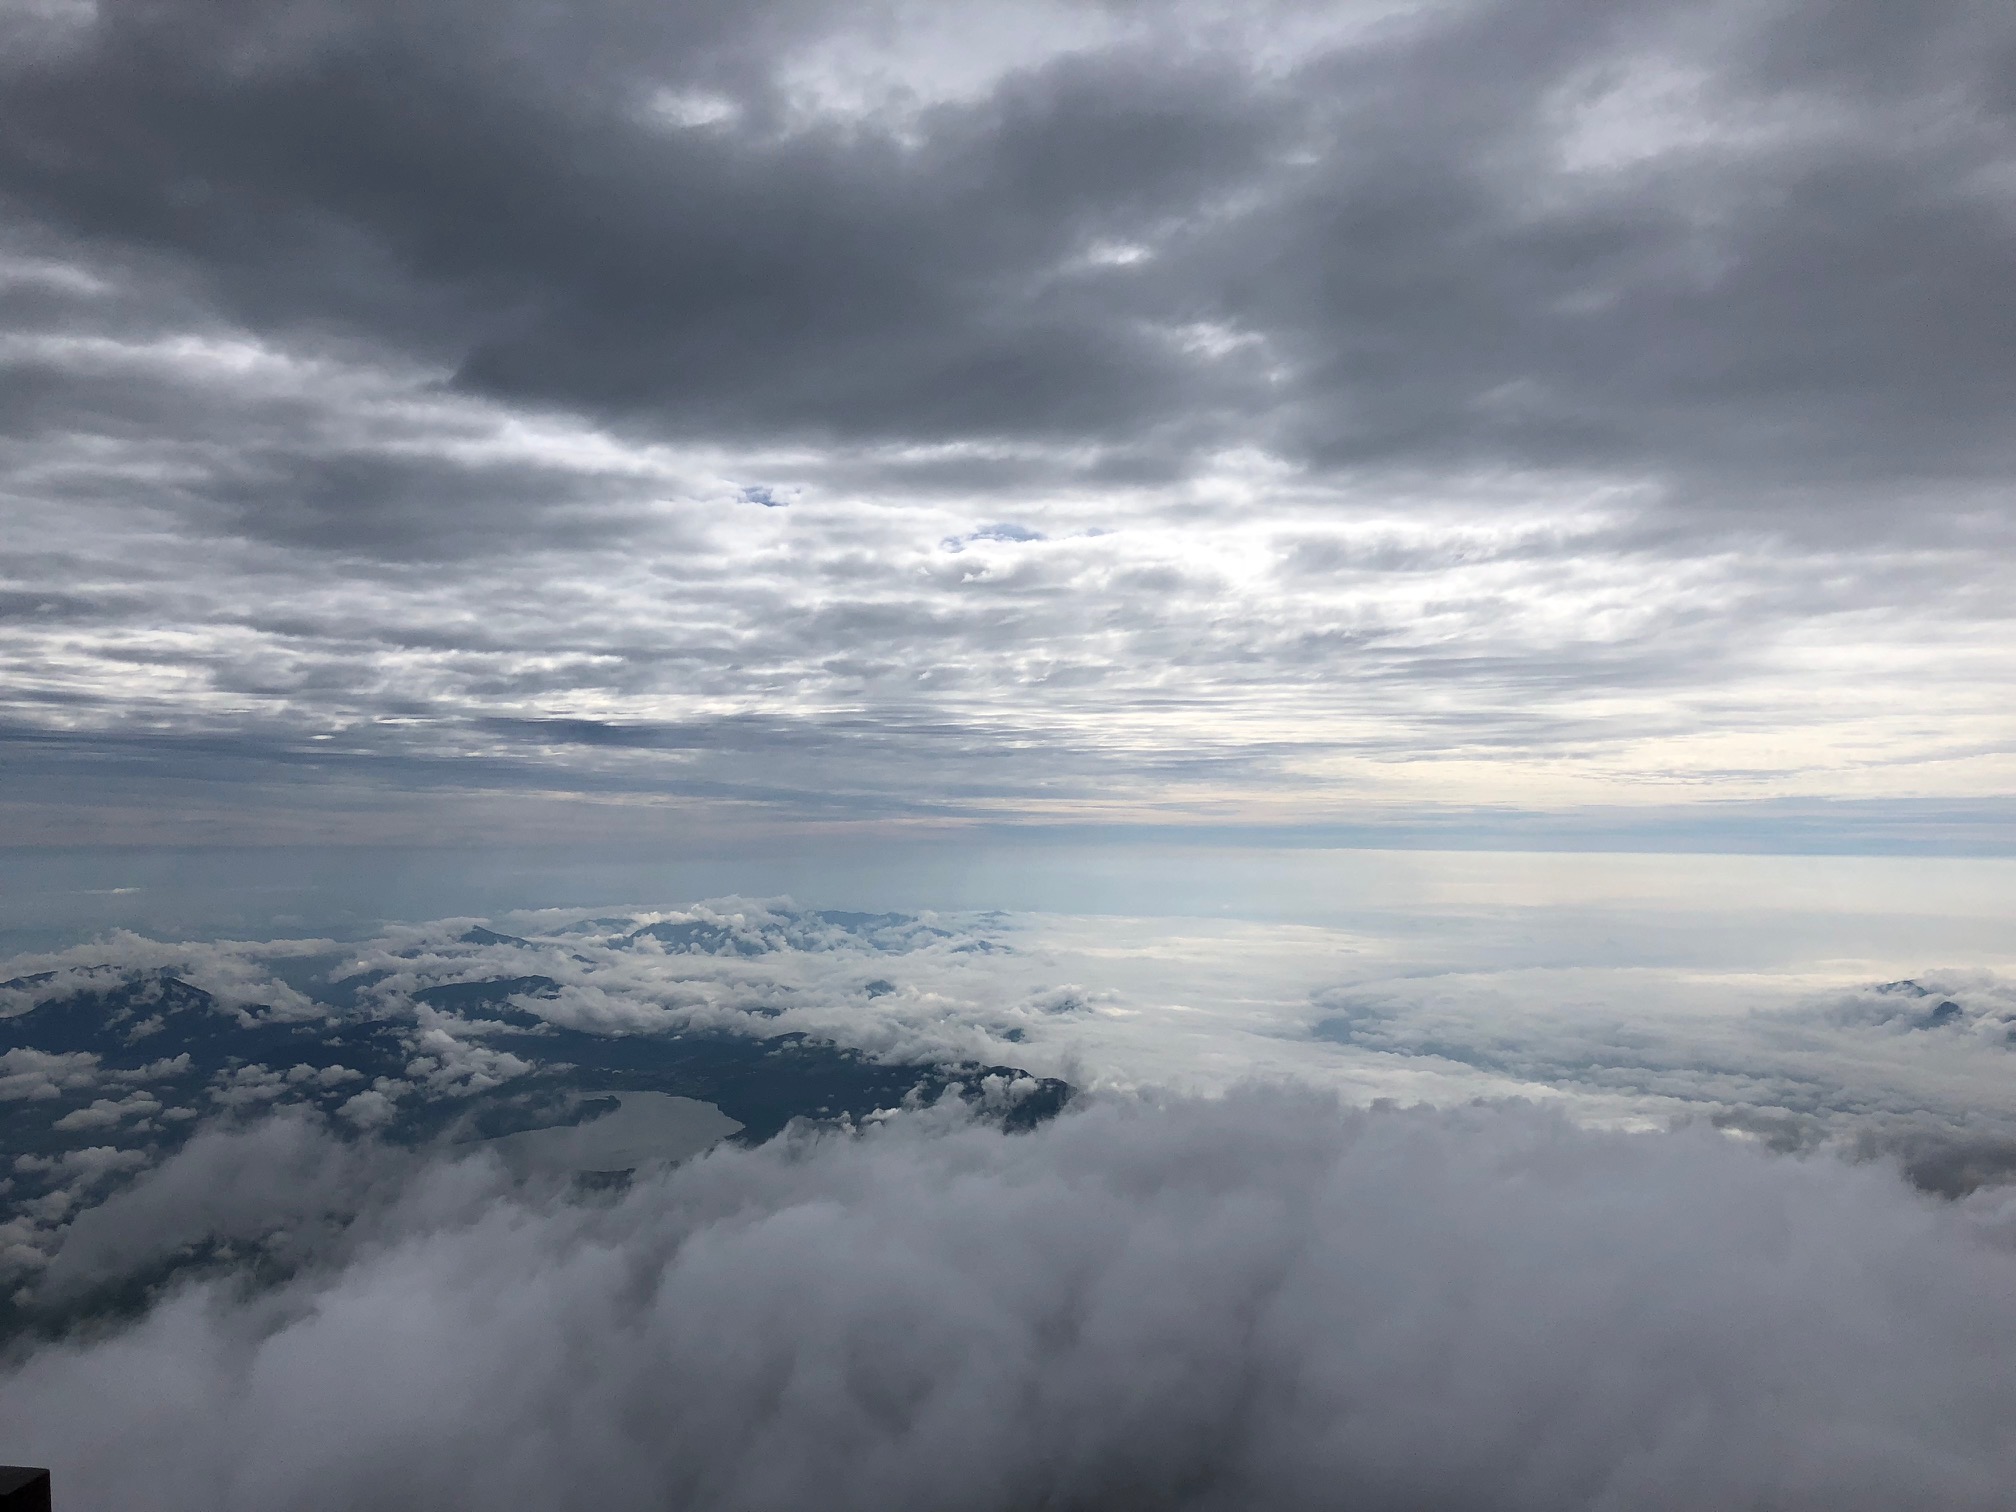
[3, 334, 2011, 842]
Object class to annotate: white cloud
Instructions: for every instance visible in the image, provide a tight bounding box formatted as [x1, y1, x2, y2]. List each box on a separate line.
[336, 1088, 398, 1130]
[285, 1063, 361, 1088]
[53, 1091, 161, 1132]
[11, 1093, 2016, 1510]
[401, 1027, 534, 1096]
[0, 1048, 99, 1102]
[14, 1145, 150, 1184]
[209, 1065, 286, 1108]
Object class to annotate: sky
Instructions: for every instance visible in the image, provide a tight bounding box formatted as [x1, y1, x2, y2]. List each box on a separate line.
[4, 0, 2015, 871]
[9, 6, 2016, 1503]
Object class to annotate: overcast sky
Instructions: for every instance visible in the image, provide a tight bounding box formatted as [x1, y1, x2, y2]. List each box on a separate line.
[4, 0, 2014, 853]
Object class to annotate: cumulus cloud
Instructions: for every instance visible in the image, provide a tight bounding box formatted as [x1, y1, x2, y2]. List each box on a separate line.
[208, 1065, 288, 1109]
[2, 939, 329, 1019]
[12, 1146, 149, 1186]
[335, 1087, 399, 1130]
[51, 1091, 160, 1132]
[8, 1092, 2016, 1511]
[0, 1049, 100, 1103]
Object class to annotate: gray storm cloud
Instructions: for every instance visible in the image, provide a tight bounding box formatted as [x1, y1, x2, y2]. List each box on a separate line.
[6, 1092, 2016, 1512]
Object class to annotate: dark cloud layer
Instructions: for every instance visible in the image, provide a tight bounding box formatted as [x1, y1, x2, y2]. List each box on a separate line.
[3, 0, 2014, 836]
[10, 1093, 2016, 1511]
[8, 0, 2015, 487]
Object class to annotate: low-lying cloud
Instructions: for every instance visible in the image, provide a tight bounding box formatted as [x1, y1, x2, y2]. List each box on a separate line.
[10, 900, 2016, 1263]
[8, 1091, 2016, 1511]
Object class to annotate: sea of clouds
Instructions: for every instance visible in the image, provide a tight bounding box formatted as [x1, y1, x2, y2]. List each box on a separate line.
[12, 899, 2016, 1194]
[8, 901, 2016, 1508]
[10, 1092, 2016, 1510]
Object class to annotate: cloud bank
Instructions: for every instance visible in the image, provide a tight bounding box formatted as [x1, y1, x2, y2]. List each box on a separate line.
[11, 896, 2016, 1282]
[8, 1092, 2016, 1511]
